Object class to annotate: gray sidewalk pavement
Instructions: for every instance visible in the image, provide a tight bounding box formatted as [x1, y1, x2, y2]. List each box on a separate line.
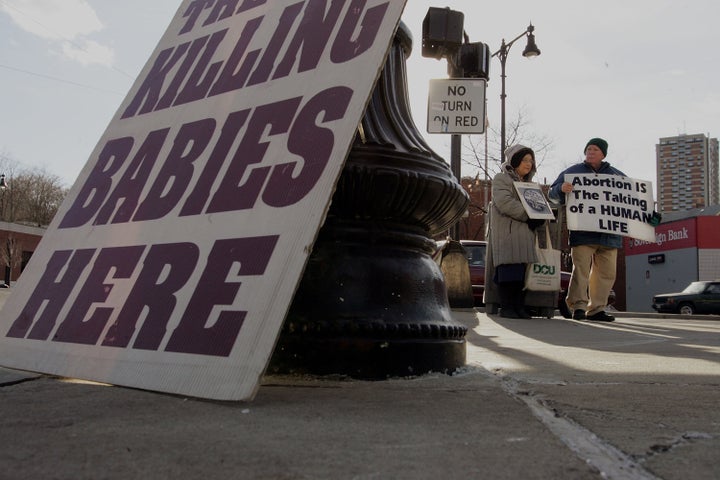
[1, 289, 719, 479]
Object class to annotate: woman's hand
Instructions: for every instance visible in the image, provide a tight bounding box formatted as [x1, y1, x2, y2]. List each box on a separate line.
[526, 219, 545, 230]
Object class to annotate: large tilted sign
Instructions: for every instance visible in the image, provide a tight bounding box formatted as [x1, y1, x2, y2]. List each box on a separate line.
[0, 0, 407, 400]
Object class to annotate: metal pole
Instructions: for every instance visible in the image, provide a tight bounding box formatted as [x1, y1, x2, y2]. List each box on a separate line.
[0, 174, 6, 222]
[451, 133, 462, 239]
[483, 109, 489, 240]
[492, 25, 540, 161]
[499, 45, 507, 161]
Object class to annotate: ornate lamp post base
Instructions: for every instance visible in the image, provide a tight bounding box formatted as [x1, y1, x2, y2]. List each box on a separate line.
[270, 219, 467, 378]
[268, 23, 470, 378]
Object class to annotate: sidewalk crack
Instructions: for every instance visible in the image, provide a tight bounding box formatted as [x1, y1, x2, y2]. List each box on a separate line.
[500, 377, 662, 480]
[639, 431, 714, 460]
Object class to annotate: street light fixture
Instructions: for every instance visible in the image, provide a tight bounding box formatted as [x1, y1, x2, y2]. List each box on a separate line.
[492, 23, 541, 160]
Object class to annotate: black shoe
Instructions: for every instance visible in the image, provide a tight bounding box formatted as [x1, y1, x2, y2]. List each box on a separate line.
[499, 307, 521, 319]
[572, 309, 586, 320]
[586, 311, 615, 322]
[517, 308, 532, 319]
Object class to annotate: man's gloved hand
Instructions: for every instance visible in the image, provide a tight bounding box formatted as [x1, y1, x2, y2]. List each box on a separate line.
[648, 211, 662, 227]
[526, 218, 545, 231]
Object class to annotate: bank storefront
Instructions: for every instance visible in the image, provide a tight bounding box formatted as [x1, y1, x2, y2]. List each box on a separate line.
[624, 212, 720, 312]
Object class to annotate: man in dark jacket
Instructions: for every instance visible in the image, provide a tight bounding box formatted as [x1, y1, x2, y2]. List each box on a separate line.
[548, 138, 623, 322]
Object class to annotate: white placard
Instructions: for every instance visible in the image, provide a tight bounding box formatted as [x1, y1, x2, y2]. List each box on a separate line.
[565, 174, 656, 242]
[0, 0, 407, 401]
[513, 182, 555, 220]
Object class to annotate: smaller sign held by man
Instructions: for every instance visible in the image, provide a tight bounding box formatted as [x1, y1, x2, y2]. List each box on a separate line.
[564, 173, 657, 243]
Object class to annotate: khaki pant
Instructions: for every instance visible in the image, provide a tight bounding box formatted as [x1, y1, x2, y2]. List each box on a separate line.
[566, 244, 617, 316]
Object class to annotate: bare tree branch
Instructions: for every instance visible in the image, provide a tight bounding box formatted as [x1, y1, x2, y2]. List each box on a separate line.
[0, 165, 67, 226]
[460, 105, 554, 181]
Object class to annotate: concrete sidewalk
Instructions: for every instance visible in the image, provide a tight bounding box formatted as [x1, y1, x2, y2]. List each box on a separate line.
[1, 301, 719, 479]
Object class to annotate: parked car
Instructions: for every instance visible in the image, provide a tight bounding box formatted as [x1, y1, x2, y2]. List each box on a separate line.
[461, 240, 487, 306]
[652, 280, 720, 315]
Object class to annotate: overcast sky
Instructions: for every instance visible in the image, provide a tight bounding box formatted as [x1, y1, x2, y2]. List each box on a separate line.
[1, 1, 719, 192]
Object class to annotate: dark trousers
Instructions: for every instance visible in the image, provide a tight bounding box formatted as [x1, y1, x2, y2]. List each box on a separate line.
[497, 281, 530, 318]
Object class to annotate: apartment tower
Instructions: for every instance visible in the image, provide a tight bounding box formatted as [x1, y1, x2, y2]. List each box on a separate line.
[656, 133, 719, 212]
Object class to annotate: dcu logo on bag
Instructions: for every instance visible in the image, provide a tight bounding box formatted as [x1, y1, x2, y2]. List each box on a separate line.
[533, 264, 556, 275]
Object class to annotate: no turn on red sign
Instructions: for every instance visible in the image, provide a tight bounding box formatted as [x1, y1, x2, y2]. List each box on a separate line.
[427, 78, 486, 134]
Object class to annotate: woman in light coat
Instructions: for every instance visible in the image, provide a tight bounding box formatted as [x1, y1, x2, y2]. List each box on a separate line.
[488, 144, 545, 318]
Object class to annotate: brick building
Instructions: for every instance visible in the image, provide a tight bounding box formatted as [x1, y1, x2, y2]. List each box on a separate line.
[0, 221, 45, 286]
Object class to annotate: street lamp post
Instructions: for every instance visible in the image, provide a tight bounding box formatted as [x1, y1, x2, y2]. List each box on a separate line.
[421, 7, 488, 308]
[492, 24, 541, 161]
[0, 174, 6, 222]
[0, 174, 7, 286]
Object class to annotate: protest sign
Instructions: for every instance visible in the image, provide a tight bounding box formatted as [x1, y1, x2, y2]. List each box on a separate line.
[0, 0, 407, 400]
[565, 174, 656, 242]
[513, 182, 555, 220]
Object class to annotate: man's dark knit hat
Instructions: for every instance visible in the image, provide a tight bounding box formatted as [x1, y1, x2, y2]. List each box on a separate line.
[584, 137, 608, 157]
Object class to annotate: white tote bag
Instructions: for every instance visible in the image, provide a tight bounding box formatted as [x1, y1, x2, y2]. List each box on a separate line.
[524, 226, 561, 292]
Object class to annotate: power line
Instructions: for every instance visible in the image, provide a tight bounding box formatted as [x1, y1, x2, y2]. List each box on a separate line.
[0, 0, 135, 80]
[0, 63, 126, 95]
